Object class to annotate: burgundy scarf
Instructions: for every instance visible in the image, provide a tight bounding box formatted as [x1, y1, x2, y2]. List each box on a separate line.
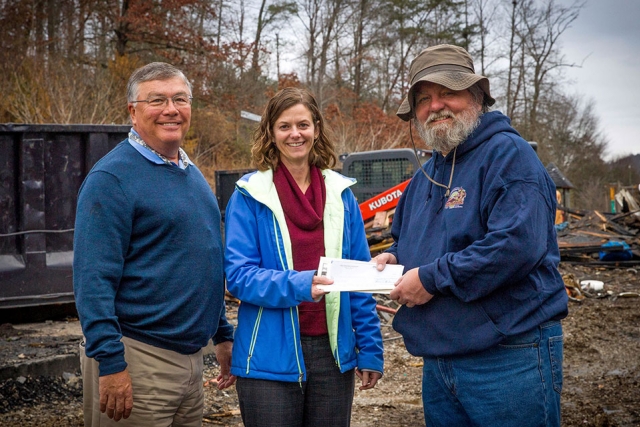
[273, 163, 328, 336]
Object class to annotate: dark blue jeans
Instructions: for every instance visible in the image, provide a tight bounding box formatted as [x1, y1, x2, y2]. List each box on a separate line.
[236, 335, 355, 427]
[421, 321, 563, 427]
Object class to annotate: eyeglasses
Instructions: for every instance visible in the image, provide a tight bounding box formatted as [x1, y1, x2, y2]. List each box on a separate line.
[132, 94, 193, 108]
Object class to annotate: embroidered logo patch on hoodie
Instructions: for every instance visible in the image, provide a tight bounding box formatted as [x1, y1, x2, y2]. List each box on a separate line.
[445, 187, 466, 209]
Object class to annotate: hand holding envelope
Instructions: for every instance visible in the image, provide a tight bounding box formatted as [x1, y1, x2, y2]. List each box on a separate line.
[315, 257, 404, 294]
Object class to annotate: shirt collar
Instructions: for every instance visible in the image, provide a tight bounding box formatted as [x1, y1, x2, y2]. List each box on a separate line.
[128, 128, 190, 169]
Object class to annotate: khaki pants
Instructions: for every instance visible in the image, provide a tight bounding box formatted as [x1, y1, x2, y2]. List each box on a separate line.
[80, 336, 204, 427]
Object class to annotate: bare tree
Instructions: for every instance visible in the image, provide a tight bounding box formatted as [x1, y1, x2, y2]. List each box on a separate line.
[370, 0, 463, 112]
[518, 0, 584, 142]
[250, 0, 297, 75]
[467, 0, 500, 75]
[535, 93, 608, 209]
[502, 0, 525, 119]
[296, 0, 349, 104]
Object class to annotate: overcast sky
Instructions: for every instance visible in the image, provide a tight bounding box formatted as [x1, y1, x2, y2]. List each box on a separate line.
[560, 0, 640, 160]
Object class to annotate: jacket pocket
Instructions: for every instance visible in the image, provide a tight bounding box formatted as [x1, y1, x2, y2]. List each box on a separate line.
[245, 306, 264, 374]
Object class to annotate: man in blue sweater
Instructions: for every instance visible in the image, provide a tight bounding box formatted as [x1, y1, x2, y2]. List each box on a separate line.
[375, 45, 568, 426]
[73, 62, 235, 426]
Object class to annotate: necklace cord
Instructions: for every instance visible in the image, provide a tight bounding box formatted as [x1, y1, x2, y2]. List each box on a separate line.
[409, 121, 456, 197]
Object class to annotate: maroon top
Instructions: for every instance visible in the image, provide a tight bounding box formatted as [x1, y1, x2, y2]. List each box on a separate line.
[273, 163, 328, 336]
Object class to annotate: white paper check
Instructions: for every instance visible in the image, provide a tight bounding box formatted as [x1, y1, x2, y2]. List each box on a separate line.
[315, 257, 404, 294]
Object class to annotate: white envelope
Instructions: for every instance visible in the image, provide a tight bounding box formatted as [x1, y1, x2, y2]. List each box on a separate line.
[315, 257, 404, 294]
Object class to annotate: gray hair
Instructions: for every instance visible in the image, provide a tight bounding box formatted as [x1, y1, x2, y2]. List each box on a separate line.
[126, 62, 192, 102]
[468, 84, 492, 114]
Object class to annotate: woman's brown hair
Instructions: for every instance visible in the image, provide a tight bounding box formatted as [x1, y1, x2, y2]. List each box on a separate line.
[251, 87, 337, 171]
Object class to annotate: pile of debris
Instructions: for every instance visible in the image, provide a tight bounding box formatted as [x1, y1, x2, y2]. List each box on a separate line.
[0, 374, 82, 414]
[557, 189, 640, 301]
[557, 207, 640, 267]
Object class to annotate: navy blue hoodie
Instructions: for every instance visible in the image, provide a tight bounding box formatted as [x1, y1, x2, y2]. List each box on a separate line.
[388, 111, 568, 357]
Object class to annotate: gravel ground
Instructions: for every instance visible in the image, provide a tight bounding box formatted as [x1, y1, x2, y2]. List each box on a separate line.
[1, 263, 639, 426]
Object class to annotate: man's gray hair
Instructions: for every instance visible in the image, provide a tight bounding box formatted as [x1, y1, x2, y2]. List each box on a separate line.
[126, 62, 192, 102]
[468, 84, 492, 114]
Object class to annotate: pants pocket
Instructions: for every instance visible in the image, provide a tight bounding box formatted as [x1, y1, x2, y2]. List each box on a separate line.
[548, 334, 564, 393]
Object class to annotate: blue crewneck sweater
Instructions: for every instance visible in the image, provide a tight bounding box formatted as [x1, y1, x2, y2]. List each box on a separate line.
[388, 111, 568, 357]
[73, 140, 233, 376]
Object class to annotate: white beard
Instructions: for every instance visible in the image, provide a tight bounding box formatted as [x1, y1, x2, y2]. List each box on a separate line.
[415, 107, 481, 154]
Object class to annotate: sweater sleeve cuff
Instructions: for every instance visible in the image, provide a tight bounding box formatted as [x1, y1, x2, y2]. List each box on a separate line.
[418, 265, 438, 295]
[360, 369, 383, 377]
[98, 355, 128, 377]
[384, 248, 398, 260]
[300, 270, 317, 301]
[212, 316, 235, 345]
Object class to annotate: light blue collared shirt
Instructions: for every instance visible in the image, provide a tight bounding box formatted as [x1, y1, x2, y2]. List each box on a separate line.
[127, 128, 190, 169]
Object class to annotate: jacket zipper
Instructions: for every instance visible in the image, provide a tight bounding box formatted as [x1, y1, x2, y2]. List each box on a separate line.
[291, 303, 304, 389]
[245, 307, 263, 374]
[274, 212, 304, 386]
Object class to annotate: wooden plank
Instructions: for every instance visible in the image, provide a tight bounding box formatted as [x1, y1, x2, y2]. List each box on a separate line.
[594, 211, 607, 222]
[573, 230, 620, 239]
[372, 209, 395, 229]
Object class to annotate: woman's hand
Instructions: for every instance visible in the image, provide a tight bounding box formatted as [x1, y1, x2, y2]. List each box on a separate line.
[356, 369, 382, 390]
[311, 275, 333, 300]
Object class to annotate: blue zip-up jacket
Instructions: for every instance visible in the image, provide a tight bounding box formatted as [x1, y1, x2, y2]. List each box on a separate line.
[224, 168, 384, 382]
[388, 111, 568, 357]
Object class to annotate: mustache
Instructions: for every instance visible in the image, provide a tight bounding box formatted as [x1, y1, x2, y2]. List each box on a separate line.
[414, 106, 480, 155]
[427, 111, 454, 124]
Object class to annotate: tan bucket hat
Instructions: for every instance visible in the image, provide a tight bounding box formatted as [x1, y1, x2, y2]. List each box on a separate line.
[396, 44, 495, 121]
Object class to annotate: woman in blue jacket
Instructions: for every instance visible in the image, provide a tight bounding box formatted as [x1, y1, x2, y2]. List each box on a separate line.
[224, 87, 383, 427]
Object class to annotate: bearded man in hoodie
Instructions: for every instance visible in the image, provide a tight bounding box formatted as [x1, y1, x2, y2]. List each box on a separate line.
[375, 44, 568, 427]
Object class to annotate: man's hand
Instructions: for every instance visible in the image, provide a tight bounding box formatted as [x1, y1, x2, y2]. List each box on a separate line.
[214, 340, 236, 390]
[99, 369, 133, 421]
[389, 267, 433, 307]
[356, 369, 382, 390]
[373, 253, 398, 271]
[311, 275, 333, 300]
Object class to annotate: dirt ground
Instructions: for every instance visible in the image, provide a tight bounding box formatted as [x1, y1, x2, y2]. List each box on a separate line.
[1, 263, 639, 426]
